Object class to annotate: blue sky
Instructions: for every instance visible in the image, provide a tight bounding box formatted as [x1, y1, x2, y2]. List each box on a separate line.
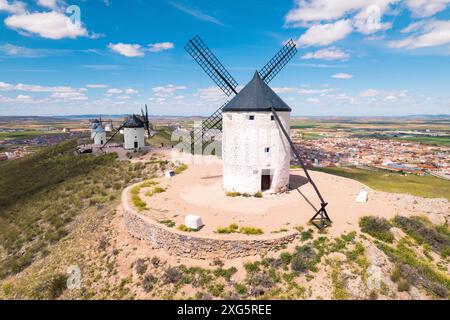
[0, 0, 449, 116]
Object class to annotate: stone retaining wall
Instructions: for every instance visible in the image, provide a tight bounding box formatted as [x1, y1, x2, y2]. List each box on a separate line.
[121, 185, 298, 260]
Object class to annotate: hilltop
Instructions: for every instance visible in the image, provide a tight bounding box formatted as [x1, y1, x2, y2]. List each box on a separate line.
[0, 141, 448, 300]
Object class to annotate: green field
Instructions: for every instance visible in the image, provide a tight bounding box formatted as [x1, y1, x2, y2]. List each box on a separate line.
[312, 166, 450, 200]
[0, 131, 61, 140]
[393, 135, 450, 146]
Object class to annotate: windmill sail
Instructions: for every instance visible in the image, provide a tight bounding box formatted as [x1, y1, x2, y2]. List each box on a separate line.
[185, 35, 238, 96]
[258, 39, 297, 84]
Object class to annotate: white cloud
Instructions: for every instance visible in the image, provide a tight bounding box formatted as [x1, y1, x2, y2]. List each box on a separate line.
[285, 0, 398, 25]
[273, 87, 330, 95]
[106, 88, 123, 94]
[5, 11, 89, 39]
[306, 98, 320, 103]
[0, 81, 84, 93]
[196, 86, 227, 102]
[15, 94, 32, 101]
[0, 81, 14, 90]
[332, 73, 353, 79]
[301, 47, 349, 60]
[360, 89, 379, 97]
[152, 84, 187, 98]
[37, 0, 64, 11]
[389, 20, 450, 48]
[148, 42, 174, 52]
[108, 43, 144, 57]
[125, 88, 139, 94]
[0, 0, 26, 14]
[298, 20, 353, 46]
[406, 0, 450, 18]
[50, 91, 87, 100]
[86, 84, 109, 89]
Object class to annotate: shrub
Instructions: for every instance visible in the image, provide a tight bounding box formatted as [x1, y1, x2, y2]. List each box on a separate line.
[178, 224, 196, 232]
[280, 252, 292, 266]
[234, 283, 247, 295]
[244, 262, 260, 273]
[291, 254, 308, 273]
[225, 191, 241, 197]
[216, 223, 239, 234]
[346, 243, 365, 261]
[239, 227, 263, 235]
[393, 216, 450, 256]
[142, 274, 157, 292]
[359, 216, 394, 243]
[153, 187, 166, 194]
[300, 229, 314, 241]
[208, 284, 224, 297]
[174, 163, 188, 174]
[159, 220, 175, 228]
[390, 266, 402, 282]
[134, 258, 147, 275]
[164, 267, 182, 284]
[254, 192, 263, 198]
[151, 256, 160, 268]
[397, 278, 410, 292]
[214, 267, 237, 281]
[247, 272, 275, 289]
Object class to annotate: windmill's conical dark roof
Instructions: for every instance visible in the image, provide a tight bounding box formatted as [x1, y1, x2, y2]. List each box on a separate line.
[222, 71, 291, 112]
[123, 114, 145, 128]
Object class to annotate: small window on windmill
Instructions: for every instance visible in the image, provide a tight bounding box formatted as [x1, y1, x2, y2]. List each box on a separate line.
[271, 115, 275, 121]
[227, 114, 232, 120]
[249, 115, 255, 120]
[264, 147, 270, 153]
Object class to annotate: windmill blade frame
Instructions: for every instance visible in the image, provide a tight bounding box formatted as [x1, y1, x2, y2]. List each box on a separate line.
[258, 39, 297, 84]
[185, 35, 238, 97]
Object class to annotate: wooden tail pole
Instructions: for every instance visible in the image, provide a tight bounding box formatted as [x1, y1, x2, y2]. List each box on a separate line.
[101, 124, 124, 150]
[270, 107, 331, 229]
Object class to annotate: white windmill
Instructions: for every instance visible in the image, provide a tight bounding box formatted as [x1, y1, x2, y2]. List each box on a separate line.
[185, 35, 331, 228]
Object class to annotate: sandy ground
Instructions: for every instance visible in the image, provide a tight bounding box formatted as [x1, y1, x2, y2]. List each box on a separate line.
[132, 153, 439, 239]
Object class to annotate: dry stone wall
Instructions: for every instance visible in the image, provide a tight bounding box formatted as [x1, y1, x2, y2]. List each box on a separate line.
[122, 185, 298, 260]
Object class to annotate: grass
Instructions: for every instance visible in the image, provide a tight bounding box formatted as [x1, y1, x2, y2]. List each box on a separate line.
[215, 224, 263, 235]
[174, 163, 188, 175]
[177, 224, 197, 232]
[0, 130, 61, 140]
[130, 180, 160, 209]
[216, 223, 239, 234]
[359, 216, 394, 243]
[378, 241, 450, 296]
[158, 220, 175, 228]
[145, 186, 167, 197]
[312, 166, 450, 200]
[0, 139, 151, 280]
[226, 191, 264, 198]
[331, 261, 349, 300]
[393, 216, 450, 257]
[393, 135, 450, 147]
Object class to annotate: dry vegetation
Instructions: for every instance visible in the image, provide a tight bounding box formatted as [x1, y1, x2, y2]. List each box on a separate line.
[0, 140, 448, 300]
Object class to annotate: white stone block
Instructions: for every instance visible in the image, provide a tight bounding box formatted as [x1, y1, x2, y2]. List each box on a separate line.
[356, 190, 368, 203]
[185, 215, 203, 230]
[165, 170, 175, 178]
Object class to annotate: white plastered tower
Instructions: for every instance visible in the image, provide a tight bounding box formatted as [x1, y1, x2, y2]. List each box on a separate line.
[222, 72, 292, 194]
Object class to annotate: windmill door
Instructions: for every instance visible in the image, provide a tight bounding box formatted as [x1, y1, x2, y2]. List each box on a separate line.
[261, 170, 272, 191]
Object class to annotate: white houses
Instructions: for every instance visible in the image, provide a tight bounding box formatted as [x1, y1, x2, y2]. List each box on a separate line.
[222, 72, 291, 194]
[123, 115, 145, 150]
[93, 126, 106, 146]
